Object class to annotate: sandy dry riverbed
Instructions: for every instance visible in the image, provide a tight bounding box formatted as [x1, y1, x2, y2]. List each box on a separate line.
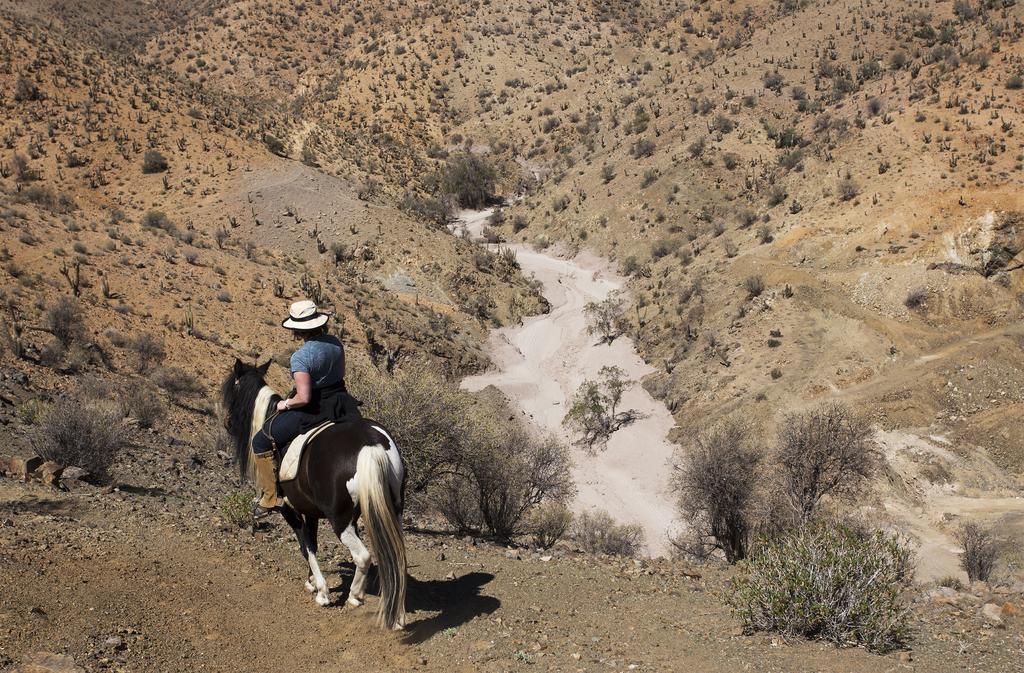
[456, 209, 679, 555]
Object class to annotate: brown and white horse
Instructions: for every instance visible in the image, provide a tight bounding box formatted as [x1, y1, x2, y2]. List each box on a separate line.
[220, 359, 407, 629]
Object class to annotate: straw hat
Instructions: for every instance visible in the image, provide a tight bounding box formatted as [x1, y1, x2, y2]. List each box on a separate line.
[281, 300, 329, 330]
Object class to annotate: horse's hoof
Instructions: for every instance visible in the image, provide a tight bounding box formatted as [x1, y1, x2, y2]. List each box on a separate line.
[346, 596, 362, 607]
[315, 593, 331, 607]
[392, 622, 405, 632]
[304, 580, 316, 593]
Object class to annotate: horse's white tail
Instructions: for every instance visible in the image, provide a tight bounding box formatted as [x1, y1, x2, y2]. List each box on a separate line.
[356, 444, 407, 630]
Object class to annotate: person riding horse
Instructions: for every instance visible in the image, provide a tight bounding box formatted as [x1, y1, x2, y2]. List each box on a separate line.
[251, 300, 358, 517]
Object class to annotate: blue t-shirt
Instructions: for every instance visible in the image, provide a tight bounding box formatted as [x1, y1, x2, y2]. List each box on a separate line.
[290, 335, 345, 388]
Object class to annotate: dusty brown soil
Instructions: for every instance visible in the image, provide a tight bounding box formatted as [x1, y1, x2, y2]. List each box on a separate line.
[1, 471, 1022, 673]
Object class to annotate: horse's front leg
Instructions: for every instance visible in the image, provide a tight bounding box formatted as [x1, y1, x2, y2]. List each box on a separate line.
[280, 507, 317, 596]
[303, 515, 330, 606]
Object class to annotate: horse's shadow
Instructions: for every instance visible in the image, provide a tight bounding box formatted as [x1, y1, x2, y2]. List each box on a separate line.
[332, 563, 500, 643]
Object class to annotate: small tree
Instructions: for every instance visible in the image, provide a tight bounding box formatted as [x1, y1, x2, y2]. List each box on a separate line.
[263, 133, 287, 156]
[673, 419, 763, 562]
[583, 290, 627, 344]
[142, 150, 169, 174]
[563, 366, 642, 451]
[437, 153, 498, 209]
[956, 521, 998, 582]
[775, 403, 876, 524]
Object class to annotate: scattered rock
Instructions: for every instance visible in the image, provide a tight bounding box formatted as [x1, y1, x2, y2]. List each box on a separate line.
[504, 549, 521, 560]
[39, 462, 64, 488]
[898, 651, 914, 664]
[929, 586, 960, 605]
[980, 602, 1005, 627]
[11, 652, 85, 673]
[103, 636, 125, 652]
[60, 467, 90, 486]
[11, 455, 43, 481]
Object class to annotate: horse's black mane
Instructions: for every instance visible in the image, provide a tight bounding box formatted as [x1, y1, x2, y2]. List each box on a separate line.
[220, 362, 278, 482]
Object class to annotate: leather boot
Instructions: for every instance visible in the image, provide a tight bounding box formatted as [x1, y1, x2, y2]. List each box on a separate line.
[252, 452, 283, 518]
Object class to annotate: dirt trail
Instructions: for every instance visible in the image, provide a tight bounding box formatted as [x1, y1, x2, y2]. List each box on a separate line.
[455, 209, 679, 556]
[2, 480, 1017, 673]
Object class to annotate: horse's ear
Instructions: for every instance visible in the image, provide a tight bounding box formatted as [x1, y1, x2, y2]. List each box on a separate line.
[233, 358, 245, 376]
[257, 359, 272, 376]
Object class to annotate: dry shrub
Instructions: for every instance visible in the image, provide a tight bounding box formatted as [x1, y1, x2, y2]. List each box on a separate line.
[153, 366, 202, 397]
[529, 501, 573, 549]
[571, 510, 644, 557]
[435, 476, 485, 534]
[122, 386, 165, 429]
[127, 332, 166, 373]
[46, 296, 85, 347]
[349, 360, 573, 539]
[956, 521, 999, 582]
[730, 522, 913, 653]
[462, 418, 573, 540]
[673, 419, 763, 562]
[775, 403, 876, 524]
[348, 360, 477, 501]
[32, 394, 126, 482]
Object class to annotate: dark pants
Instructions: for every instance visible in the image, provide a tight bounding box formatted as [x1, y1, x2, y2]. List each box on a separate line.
[252, 410, 312, 457]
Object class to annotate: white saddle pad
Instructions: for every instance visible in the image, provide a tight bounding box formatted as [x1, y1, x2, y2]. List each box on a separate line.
[279, 421, 334, 482]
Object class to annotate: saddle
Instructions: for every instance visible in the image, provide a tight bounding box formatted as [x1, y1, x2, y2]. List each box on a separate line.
[278, 420, 334, 482]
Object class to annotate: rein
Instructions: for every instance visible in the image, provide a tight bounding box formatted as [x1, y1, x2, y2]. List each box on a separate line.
[248, 385, 280, 458]
[261, 407, 282, 453]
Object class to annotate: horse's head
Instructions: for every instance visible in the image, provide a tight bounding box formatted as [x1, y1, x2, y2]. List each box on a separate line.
[220, 358, 271, 436]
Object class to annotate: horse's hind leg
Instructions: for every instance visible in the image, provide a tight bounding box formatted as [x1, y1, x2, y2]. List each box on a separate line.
[335, 519, 371, 607]
[303, 515, 330, 606]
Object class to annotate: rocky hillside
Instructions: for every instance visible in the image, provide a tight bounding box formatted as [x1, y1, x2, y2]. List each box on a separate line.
[0, 4, 546, 389]
[66, 0, 1024, 477]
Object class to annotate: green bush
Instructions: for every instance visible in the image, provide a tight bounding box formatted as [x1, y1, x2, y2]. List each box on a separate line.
[222, 491, 253, 528]
[729, 523, 913, 653]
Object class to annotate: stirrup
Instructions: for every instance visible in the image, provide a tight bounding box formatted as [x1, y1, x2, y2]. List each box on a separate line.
[252, 502, 281, 519]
